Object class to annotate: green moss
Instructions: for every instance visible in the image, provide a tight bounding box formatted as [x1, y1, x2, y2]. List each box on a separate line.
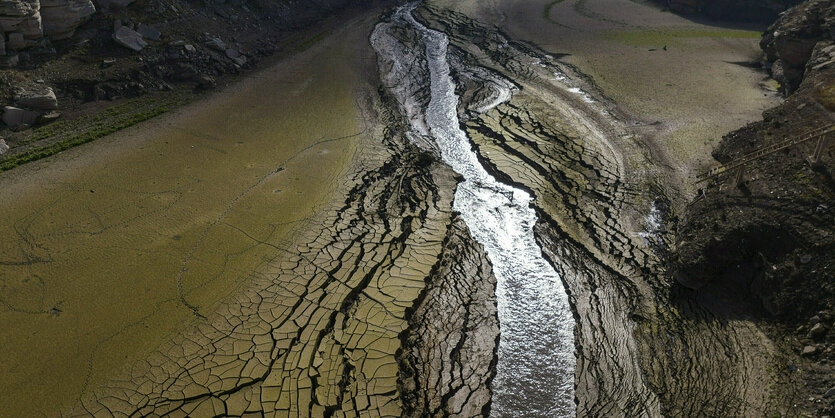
[1, 96, 184, 171]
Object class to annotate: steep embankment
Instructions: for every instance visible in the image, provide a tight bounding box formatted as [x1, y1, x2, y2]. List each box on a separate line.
[0, 0, 391, 168]
[673, 1, 834, 416]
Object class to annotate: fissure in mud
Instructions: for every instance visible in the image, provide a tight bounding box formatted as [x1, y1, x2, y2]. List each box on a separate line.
[372, 4, 576, 416]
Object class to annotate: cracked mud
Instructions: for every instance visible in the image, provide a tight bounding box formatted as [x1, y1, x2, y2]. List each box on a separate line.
[0, 0, 793, 417]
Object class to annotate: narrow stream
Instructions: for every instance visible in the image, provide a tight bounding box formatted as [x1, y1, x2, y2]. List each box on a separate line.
[372, 4, 576, 416]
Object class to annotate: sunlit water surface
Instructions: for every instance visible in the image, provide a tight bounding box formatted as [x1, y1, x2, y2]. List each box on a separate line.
[372, 4, 576, 416]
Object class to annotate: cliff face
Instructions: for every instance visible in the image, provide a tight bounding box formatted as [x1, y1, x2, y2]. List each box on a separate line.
[0, 0, 95, 52]
[761, 0, 835, 94]
[654, 0, 801, 22]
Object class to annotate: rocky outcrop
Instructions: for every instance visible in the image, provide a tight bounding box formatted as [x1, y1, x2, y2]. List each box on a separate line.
[0, 0, 43, 48]
[673, 2, 835, 415]
[40, 0, 94, 39]
[0, 0, 93, 48]
[112, 25, 145, 51]
[653, 0, 801, 22]
[14, 84, 57, 109]
[761, 0, 835, 94]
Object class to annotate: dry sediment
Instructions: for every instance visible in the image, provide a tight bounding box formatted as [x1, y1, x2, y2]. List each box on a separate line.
[397, 216, 498, 418]
[58, 38, 501, 416]
[417, 4, 797, 416]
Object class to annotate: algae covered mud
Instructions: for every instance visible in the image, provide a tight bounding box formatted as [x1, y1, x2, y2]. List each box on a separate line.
[372, 4, 575, 415]
[0, 0, 788, 415]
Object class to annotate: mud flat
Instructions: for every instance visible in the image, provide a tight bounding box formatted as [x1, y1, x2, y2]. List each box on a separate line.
[427, 0, 781, 193]
[413, 1, 798, 415]
[1, 6, 501, 415]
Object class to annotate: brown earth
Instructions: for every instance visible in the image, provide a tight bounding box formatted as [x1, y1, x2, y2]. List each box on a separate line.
[672, 1, 835, 415]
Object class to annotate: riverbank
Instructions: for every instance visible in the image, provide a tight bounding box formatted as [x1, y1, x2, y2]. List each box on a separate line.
[416, 0, 802, 415]
[0, 0, 395, 170]
[1, 3, 506, 415]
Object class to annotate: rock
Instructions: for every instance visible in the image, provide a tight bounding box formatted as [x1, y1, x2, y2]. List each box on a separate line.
[0, 53, 18, 67]
[801, 345, 818, 356]
[0, 138, 8, 155]
[136, 23, 159, 41]
[224, 47, 239, 59]
[7, 32, 27, 50]
[39, 0, 95, 40]
[2, 106, 39, 130]
[170, 62, 197, 80]
[112, 26, 146, 51]
[811, 315, 822, 324]
[196, 74, 215, 88]
[0, 0, 44, 41]
[825, 387, 835, 398]
[94, 0, 133, 10]
[205, 36, 225, 51]
[37, 110, 59, 123]
[810, 322, 828, 339]
[183, 44, 195, 53]
[761, 0, 835, 94]
[14, 85, 57, 110]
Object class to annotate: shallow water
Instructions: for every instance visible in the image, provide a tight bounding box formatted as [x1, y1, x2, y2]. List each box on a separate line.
[373, 4, 576, 416]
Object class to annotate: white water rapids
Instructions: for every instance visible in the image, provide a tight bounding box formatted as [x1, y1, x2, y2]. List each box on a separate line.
[372, 4, 576, 416]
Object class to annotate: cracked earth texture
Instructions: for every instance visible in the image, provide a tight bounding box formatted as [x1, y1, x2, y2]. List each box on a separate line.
[415, 4, 793, 416]
[1, 9, 498, 417]
[1, 0, 795, 416]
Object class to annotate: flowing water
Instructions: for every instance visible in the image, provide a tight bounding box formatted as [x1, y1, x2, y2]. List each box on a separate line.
[372, 4, 576, 416]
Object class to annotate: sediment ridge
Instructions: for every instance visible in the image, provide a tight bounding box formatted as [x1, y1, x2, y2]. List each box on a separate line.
[415, 3, 805, 416]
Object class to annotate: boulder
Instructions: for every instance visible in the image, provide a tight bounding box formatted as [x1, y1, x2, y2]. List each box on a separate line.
[809, 322, 828, 339]
[0, 0, 43, 40]
[2, 105, 39, 129]
[39, 0, 94, 39]
[801, 345, 818, 356]
[112, 25, 146, 51]
[205, 36, 225, 51]
[825, 387, 835, 398]
[7, 31, 27, 49]
[0, 137, 8, 155]
[14, 84, 57, 109]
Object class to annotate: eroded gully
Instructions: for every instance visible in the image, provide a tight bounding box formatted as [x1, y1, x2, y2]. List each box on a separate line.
[372, 4, 576, 416]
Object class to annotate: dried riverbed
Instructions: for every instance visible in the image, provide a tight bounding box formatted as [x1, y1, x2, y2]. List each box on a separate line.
[0, 0, 792, 416]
